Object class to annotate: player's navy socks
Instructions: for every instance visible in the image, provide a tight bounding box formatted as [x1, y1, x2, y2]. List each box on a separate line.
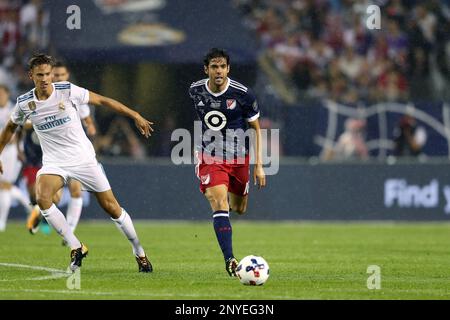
[213, 210, 234, 260]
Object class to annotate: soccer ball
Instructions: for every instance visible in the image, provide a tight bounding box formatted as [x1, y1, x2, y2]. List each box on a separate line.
[236, 255, 270, 286]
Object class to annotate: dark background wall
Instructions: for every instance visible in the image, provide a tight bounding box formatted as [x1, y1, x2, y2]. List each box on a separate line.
[11, 160, 450, 221]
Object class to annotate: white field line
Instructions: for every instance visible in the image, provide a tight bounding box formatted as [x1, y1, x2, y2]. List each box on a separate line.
[0, 263, 71, 281]
[0, 262, 297, 299]
[0, 288, 298, 299]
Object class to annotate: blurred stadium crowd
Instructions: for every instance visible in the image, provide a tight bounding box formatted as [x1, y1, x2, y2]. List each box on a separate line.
[0, 0, 144, 159]
[0, 0, 50, 98]
[1, 0, 449, 159]
[234, 0, 449, 105]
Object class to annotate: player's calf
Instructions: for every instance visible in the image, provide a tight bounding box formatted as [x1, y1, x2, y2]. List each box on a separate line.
[95, 190, 122, 219]
[229, 194, 248, 215]
[97, 191, 152, 273]
[231, 205, 247, 215]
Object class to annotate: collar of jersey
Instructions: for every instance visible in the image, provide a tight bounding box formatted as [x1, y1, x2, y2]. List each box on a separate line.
[32, 83, 56, 102]
[205, 77, 230, 97]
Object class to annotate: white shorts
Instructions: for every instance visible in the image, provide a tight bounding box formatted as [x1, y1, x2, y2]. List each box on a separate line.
[37, 163, 111, 193]
[0, 144, 22, 183]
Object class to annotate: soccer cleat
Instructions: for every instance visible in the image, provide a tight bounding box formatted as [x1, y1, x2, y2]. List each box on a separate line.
[26, 205, 42, 235]
[69, 243, 88, 272]
[225, 257, 239, 277]
[135, 255, 153, 273]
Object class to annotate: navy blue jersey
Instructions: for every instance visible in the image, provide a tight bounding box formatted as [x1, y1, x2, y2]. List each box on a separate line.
[189, 78, 260, 160]
[23, 128, 43, 166]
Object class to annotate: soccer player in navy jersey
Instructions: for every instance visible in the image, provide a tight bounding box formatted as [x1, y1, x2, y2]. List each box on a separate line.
[189, 48, 266, 277]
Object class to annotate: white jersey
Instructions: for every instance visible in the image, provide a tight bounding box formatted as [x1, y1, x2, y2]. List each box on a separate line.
[10, 81, 96, 167]
[78, 103, 91, 119]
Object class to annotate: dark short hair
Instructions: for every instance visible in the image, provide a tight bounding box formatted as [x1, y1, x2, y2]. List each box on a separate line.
[203, 48, 230, 66]
[28, 53, 55, 71]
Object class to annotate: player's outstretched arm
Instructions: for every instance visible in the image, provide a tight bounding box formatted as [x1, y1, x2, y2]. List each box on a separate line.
[88, 91, 154, 138]
[0, 120, 19, 174]
[82, 115, 97, 137]
[248, 119, 266, 189]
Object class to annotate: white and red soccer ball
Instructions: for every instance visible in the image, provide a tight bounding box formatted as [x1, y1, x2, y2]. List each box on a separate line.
[236, 255, 270, 286]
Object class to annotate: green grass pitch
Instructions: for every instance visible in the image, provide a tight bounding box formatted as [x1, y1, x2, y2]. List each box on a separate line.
[0, 221, 449, 299]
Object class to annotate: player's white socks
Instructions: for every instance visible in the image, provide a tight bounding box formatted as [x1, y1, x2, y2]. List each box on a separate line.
[0, 190, 12, 231]
[66, 197, 83, 232]
[40, 204, 82, 250]
[10, 185, 31, 213]
[111, 208, 145, 257]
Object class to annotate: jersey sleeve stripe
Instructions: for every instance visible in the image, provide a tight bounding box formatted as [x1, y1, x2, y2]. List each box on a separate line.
[191, 78, 207, 85]
[246, 112, 260, 122]
[18, 94, 33, 103]
[190, 80, 207, 88]
[18, 91, 33, 99]
[229, 83, 248, 92]
[229, 80, 248, 90]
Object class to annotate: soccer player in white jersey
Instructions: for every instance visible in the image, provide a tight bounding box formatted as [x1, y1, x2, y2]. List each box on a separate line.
[26, 61, 98, 239]
[0, 84, 33, 231]
[0, 54, 154, 272]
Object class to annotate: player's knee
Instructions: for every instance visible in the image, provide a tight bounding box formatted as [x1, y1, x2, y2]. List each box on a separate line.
[230, 196, 248, 215]
[52, 193, 61, 204]
[218, 198, 229, 210]
[215, 197, 229, 209]
[69, 182, 82, 197]
[36, 194, 53, 210]
[71, 190, 82, 198]
[52, 189, 62, 204]
[206, 194, 228, 211]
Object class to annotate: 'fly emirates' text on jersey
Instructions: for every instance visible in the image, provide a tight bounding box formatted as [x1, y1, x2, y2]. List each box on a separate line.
[11, 82, 96, 167]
